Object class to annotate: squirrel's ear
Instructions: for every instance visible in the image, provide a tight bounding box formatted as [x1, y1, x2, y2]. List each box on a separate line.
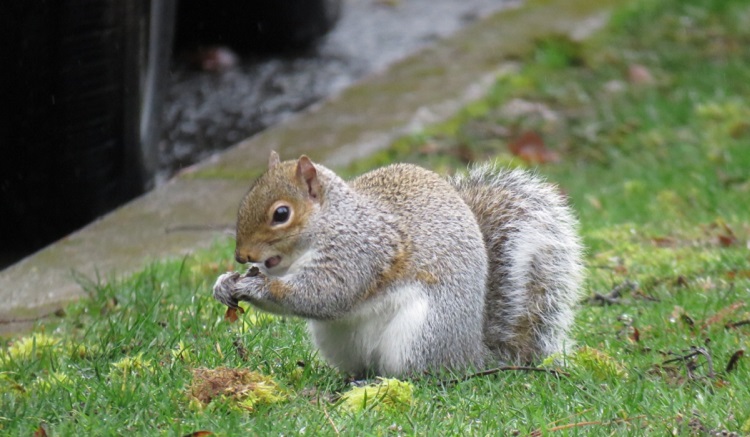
[296, 155, 322, 200]
[268, 150, 281, 169]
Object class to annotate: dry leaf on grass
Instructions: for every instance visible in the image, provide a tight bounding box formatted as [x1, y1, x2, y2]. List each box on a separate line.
[726, 350, 744, 373]
[508, 131, 560, 164]
[33, 425, 48, 437]
[628, 64, 655, 84]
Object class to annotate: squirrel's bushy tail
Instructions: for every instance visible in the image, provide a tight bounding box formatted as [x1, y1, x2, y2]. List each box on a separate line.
[450, 163, 584, 363]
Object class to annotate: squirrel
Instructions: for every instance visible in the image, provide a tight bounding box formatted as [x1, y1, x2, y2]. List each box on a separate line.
[213, 151, 584, 377]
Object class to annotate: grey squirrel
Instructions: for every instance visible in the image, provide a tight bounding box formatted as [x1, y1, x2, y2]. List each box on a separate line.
[213, 151, 584, 377]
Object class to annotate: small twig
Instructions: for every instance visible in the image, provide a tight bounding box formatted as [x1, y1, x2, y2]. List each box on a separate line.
[403, 412, 417, 432]
[322, 405, 341, 436]
[662, 351, 701, 366]
[588, 280, 638, 306]
[701, 301, 745, 329]
[726, 319, 750, 329]
[589, 292, 622, 305]
[693, 347, 715, 378]
[448, 366, 569, 384]
[662, 347, 715, 379]
[543, 408, 595, 429]
[529, 415, 647, 436]
[633, 290, 661, 302]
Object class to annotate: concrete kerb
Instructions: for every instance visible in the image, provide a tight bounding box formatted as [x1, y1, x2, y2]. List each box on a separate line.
[0, 0, 618, 335]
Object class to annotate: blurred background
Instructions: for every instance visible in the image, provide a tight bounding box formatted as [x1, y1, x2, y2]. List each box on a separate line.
[1, 0, 509, 268]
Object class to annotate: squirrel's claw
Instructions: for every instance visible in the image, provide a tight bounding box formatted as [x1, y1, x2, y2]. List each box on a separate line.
[213, 271, 241, 308]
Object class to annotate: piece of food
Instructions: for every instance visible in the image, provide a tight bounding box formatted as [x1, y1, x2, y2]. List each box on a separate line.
[244, 266, 261, 277]
[224, 305, 245, 323]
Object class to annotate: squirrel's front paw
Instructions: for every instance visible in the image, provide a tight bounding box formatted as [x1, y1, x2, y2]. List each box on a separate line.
[233, 274, 265, 301]
[213, 272, 241, 308]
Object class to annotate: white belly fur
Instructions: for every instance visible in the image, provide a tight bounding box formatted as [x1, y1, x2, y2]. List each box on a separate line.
[308, 283, 429, 375]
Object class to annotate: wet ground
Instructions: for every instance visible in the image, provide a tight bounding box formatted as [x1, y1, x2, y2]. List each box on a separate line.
[159, 0, 516, 180]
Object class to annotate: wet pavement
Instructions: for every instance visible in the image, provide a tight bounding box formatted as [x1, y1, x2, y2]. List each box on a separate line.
[159, 0, 516, 180]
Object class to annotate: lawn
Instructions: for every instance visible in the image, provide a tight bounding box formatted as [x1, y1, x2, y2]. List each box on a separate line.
[3, 0, 750, 434]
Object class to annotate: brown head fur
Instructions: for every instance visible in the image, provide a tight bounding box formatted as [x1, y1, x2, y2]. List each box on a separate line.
[235, 152, 322, 265]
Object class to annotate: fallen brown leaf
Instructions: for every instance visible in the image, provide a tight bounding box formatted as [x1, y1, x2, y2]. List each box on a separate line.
[651, 236, 678, 247]
[726, 350, 744, 373]
[707, 220, 739, 247]
[628, 64, 655, 84]
[187, 46, 238, 72]
[613, 264, 628, 275]
[630, 326, 641, 343]
[508, 131, 560, 164]
[726, 270, 750, 280]
[718, 234, 737, 247]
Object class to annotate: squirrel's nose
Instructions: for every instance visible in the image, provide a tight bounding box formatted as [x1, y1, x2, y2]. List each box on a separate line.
[235, 249, 260, 264]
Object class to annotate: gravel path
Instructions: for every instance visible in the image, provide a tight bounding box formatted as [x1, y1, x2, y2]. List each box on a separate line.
[159, 0, 516, 180]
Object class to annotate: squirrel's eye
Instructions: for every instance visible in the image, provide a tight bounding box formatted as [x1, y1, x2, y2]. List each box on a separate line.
[272, 206, 290, 224]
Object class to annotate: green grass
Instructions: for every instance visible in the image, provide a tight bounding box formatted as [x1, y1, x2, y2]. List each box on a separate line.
[3, 0, 750, 434]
